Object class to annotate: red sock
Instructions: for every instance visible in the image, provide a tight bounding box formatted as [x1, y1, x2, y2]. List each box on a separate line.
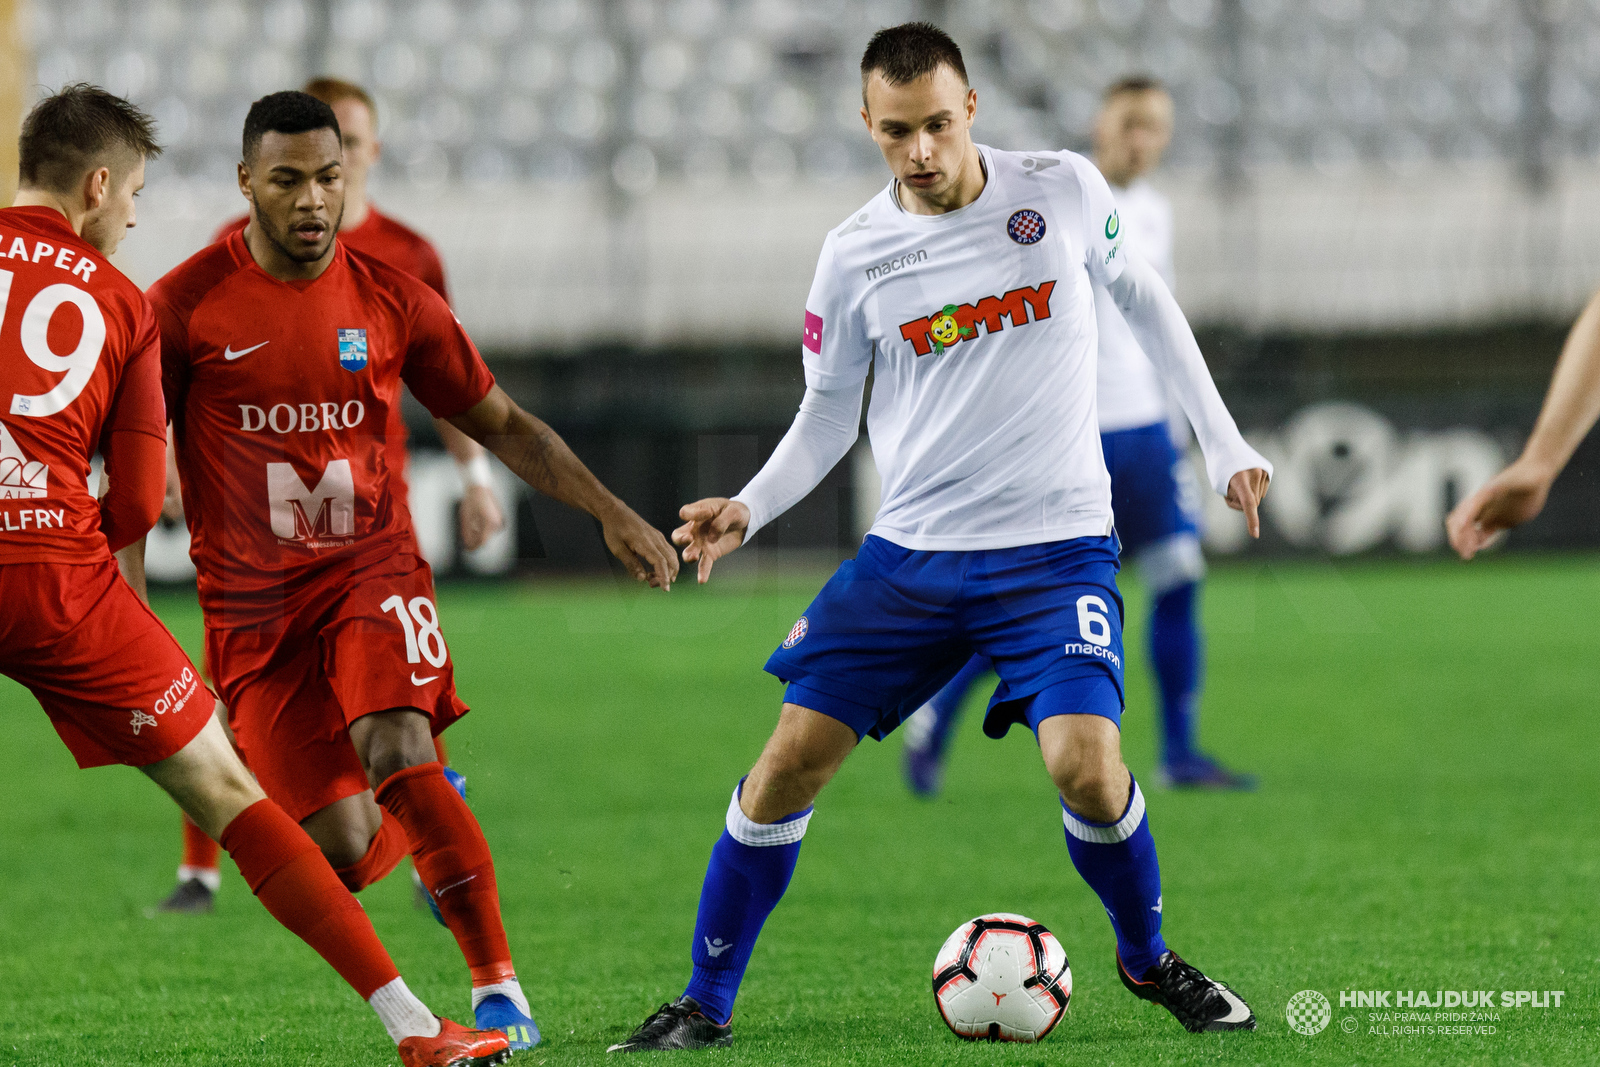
[433, 734, 450, 765]
[181, 812, 221, 871]
[375, 762, 513, 984]
[219, 800, 400, 999]
[333, 809, 409, 893]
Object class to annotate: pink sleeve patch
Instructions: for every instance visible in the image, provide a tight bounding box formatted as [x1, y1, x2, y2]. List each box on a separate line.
[802, 310, 824, 354]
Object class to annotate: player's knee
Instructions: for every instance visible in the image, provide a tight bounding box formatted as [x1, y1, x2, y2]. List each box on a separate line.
[310, 823, 378, 871]
[352, 709, 436, 787]
[1048, 751, 1128, 824]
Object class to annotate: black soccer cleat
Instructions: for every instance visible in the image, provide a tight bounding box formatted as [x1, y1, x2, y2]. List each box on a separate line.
[1118, 950, 1256, 1032]
[150, 877, 215, 915]
[607, 997, 733, 1052]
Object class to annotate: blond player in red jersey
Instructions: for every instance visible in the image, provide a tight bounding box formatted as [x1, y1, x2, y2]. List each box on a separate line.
[157, 76, 502, 915]
[143, 90, 678, 1052]
[1448, 291, 1600, 556]
[0, 83, 510, 1067]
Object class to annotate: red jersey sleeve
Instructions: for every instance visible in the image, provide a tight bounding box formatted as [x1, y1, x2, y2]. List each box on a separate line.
[100, 302, 167, 447]
[399, 286, 494, 420]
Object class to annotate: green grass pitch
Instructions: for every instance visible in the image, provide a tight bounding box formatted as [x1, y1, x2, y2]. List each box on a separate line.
[0, 555, 1595, 1065]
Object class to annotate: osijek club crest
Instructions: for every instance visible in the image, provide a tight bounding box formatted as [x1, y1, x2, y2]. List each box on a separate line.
[337, 328, 368, 372]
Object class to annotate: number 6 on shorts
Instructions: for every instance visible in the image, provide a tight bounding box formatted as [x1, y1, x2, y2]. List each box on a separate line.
[381, 594, 448, 668]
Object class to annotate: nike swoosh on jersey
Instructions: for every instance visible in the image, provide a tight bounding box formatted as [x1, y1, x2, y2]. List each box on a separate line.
[223, 341, 270, 360]
[410, 672, 440, 685]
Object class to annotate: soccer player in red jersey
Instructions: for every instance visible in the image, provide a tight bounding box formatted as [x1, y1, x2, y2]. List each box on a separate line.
[145, 90, 678, 1051]
[0, 84, 510, 1067]
[1448, 290, 1600, 556]
[158, 76, 501, 915]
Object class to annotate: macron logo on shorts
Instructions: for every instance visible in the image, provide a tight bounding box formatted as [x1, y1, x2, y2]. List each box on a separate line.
[802, 311, 824, 354]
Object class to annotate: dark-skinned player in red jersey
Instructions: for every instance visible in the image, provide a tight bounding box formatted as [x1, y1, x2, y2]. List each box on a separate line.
[0, 84, 511, 1067]
[141, 91, 679, 1053]
[156, 76, 504, 918]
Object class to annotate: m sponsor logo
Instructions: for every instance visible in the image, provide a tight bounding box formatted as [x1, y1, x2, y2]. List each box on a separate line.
[898, 282, 1056, 356]
[865, 248, 928, 280]
[239, 400, 366, 434]
[0, 422, 47, 499]
[704, 937, 732, 958]
[267, 459, 356, 544]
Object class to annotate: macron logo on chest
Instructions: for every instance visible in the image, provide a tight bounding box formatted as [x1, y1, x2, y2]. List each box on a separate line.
[898, 281, 1056, 356]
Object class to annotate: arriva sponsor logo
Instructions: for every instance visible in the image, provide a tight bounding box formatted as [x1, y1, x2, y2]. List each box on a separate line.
[865, 248, 928, 281]
[153, 666, 199, 719]
[898, 282, 1055, 356]
[239, 401, 366, 433]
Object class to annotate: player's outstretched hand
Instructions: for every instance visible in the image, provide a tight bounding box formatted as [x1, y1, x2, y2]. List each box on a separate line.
[1226, 468, 1271, 538]
[1446, 459, 1553, 561]
[457, 485, 506, 551]
[599, 502, 679, 591]
[673, 497, 750, 584]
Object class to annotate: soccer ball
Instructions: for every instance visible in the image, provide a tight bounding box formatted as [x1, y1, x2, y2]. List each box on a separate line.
[932, 913, 1071, 1042]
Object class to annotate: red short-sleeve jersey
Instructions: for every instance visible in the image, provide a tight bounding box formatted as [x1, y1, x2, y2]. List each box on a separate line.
[149, 230, 494, 626]
[0, 206, 165, 565]
[213, 207, 451, 508]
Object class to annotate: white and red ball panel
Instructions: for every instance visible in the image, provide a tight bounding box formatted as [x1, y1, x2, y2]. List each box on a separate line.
[932, 913, 1071, 1042]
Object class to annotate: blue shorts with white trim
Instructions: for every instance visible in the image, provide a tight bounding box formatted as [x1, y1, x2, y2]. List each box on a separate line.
[1101, 423, 1199, 555]
[764, 535, 1125, 741]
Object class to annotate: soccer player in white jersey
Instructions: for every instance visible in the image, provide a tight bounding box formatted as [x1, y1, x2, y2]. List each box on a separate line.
[901, 76, 1256, 796]
[609, 25, 1267, 1051]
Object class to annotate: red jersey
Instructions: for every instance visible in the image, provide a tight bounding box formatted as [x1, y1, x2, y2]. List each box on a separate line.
[150, 230, 493, 626]
[214, 207, 451, 509]
[0, 206, 165, 565]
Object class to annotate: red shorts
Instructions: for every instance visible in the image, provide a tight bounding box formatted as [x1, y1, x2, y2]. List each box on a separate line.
[205, 554, 468, 822]
[0, 559, 214, 768]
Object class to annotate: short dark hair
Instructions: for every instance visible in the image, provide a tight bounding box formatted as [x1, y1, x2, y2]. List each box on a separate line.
[18, 84, 161, 194]
[1103, 75, 1167, 101]
[303, 77, 378, 129]
[242, 91, 341, 163]
[860, 22, 968, 100]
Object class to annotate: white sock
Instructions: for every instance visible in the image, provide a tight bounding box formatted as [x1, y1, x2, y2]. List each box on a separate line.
[472, 977, 530, 1017]
[368, 977, 441, 1043]
[177, 865, 221, 892]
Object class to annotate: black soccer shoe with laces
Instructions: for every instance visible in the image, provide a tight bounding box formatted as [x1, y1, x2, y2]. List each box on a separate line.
[607, 997, 733, 1053]
[1118, 950, 1256, 1032]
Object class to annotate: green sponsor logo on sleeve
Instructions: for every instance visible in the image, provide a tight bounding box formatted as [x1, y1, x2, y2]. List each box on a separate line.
[1105, 210, 1120, 240]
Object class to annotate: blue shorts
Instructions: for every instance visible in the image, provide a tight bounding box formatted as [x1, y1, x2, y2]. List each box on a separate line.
[1101, 423, 1199, 555]
[764, 536, 1125, 742]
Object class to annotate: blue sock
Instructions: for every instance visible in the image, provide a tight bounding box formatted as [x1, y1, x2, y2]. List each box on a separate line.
[1061, 777, 1167, 978]
[1149, 582, 1201, 765]
[921, 654, 992, 757]
[682, 781, 811, 1025]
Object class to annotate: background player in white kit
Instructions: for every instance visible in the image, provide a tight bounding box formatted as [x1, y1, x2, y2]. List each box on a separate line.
[902, 77, 1256, 796]
[609, 25, 1268, 1051]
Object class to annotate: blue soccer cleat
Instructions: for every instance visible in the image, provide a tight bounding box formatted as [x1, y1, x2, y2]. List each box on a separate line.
[475, 993, 541, 1051]
[1157, 754, 1258, 792]
[417, 765, 471, 927]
